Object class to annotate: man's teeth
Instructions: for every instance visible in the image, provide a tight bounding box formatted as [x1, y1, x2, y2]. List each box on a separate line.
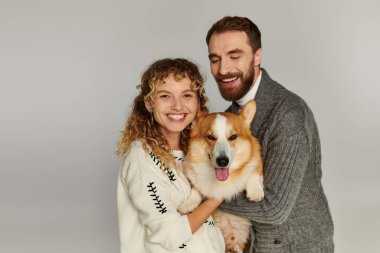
[222, 77, 238, 82]
[168, 114, 185, 120]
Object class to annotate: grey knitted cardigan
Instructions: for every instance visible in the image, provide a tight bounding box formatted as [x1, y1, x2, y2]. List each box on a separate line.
[220, 69, 334, 253]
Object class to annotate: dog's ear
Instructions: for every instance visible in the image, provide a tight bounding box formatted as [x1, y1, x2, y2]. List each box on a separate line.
[189, 118, 200, 137]
[240, 100, 257, 126]
[189, 110, 206, 137]
[196, 109, 207, 118]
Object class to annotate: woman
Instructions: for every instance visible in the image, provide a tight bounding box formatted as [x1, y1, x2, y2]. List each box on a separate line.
[116, 58, 225, 253]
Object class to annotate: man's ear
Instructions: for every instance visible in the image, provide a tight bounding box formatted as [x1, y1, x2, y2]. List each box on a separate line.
[254, 48, 262, 67]
[240, 100, 257, 126]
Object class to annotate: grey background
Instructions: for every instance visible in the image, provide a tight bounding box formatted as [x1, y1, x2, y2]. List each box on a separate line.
[1, 0, 379, 252]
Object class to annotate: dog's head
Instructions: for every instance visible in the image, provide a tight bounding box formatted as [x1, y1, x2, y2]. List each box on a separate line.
[189, 100, 258, 181]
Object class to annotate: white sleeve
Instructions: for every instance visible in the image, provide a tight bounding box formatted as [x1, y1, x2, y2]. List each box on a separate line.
[122, 152, 193, 251]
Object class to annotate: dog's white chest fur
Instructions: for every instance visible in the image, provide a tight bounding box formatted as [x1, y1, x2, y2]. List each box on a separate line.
[178, 100, 264, 253]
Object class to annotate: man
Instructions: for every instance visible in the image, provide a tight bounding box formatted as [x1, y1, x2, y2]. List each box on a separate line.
[206, 16, 334, 252]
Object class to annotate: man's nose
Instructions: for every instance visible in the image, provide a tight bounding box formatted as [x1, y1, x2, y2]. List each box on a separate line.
[218, 59, 231, 76]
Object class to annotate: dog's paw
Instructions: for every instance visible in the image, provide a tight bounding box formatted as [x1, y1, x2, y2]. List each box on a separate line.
[177, 200, 198, 214]
[225, 234, 246, 253]
[225, 244, 244, 253]
[178, 188, 202, 214]
[246, 184, 264, 202]
[214, 212, 250, 253]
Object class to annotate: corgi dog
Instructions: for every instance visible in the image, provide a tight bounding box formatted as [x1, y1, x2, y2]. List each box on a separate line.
[178, 100, 264, 253]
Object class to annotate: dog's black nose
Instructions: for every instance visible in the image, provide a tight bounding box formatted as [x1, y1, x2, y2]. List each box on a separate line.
[216, 156, 229, 167]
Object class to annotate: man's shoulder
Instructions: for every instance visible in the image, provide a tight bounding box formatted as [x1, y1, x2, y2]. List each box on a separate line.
[260, 68, 309, 110]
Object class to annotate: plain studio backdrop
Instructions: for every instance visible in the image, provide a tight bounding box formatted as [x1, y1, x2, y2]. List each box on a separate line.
[1, 0, 379, 252]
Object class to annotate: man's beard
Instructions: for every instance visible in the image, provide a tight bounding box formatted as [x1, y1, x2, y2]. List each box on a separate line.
[215, 61, 255, 101]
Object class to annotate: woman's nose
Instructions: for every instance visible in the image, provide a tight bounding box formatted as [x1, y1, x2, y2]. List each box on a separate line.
[170, 98, 184, 110]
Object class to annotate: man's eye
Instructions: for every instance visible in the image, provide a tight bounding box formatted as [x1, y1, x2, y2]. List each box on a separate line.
[231, 56, 240, 60]
[210, 58, 219, 63]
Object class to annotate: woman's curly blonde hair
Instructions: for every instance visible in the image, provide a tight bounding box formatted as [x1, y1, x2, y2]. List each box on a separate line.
[116, 58, 208, 168]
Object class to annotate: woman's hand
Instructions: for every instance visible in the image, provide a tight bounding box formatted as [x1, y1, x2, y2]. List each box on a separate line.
[187, 198, 224, 233]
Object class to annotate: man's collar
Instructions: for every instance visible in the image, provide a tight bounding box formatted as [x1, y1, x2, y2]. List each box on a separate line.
[236, 69, 262, 107]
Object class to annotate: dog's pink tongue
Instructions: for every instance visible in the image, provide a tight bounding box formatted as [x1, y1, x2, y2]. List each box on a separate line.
[215, 168, 229, 181]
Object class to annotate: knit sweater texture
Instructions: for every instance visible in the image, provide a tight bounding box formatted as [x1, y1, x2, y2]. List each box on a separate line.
[220, 69, 334, 253]
[117, 141, 225, 253]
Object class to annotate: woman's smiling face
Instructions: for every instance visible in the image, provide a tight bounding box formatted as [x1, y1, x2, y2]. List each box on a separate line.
[148, 74, 199, 145]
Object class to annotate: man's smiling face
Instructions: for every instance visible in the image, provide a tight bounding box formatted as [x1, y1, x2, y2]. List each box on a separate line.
[208, 31, 262, 101]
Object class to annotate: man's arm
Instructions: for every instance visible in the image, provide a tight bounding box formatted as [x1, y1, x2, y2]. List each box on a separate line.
[219, 106, 311, 225]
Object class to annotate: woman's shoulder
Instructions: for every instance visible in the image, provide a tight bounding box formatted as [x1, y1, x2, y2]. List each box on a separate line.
[120, 141, 150, 170]
[130, 139, 144, 149]
[127, 140, 150, 156]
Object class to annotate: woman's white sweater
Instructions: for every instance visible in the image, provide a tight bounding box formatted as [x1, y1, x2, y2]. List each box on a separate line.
[117, 141, 224, 253]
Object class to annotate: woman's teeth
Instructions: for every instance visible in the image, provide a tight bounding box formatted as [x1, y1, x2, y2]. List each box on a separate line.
[168, 114, 185, 120]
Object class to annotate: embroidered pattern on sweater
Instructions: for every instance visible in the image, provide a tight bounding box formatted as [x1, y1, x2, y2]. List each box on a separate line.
[175, 156, 183, 161]
[205, 218, 215, 226]
[149, 152, 177, 182]
[179, 243, 187, 249]
[147, 182, 167, 214]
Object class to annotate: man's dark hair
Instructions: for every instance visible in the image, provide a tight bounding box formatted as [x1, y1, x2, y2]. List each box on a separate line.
[206, 16, 262, 53]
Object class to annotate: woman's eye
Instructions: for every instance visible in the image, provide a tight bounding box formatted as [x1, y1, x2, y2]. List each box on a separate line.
[184, 93, 193, 98]
[159, 94, 170, 99]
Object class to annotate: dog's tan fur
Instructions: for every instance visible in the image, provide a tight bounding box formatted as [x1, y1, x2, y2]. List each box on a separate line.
[178, 100, 264, 253]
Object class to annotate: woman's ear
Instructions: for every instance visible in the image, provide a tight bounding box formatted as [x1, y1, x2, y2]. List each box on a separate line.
[144, 97, 152, 112]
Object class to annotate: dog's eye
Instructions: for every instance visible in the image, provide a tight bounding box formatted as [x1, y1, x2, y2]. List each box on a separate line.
[228, 134, 237, 141]
[207, 134, 216, 141]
